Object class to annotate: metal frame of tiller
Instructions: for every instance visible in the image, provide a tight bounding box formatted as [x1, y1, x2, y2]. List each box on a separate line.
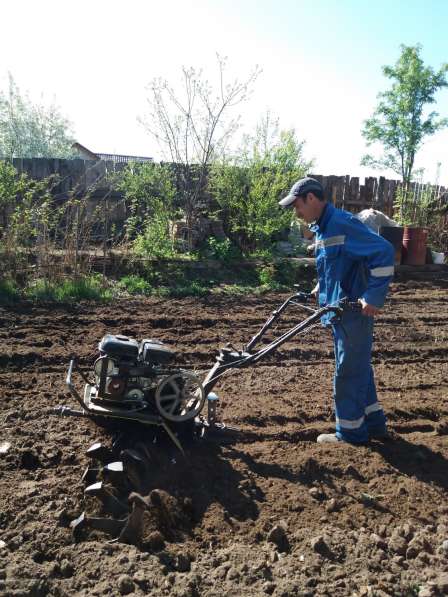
[201, 291, 356, 427]
[64, 360, 187, 453]
[61, 289, 358, 451]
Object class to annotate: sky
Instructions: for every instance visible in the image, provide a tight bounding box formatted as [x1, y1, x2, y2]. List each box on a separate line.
[1, 0, 448, 184]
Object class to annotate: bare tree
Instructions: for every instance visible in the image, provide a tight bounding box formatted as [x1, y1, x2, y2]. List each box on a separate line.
[139, 56, 261, 248]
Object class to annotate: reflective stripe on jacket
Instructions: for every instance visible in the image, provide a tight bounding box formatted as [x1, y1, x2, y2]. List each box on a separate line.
[310, 204, 395, 320]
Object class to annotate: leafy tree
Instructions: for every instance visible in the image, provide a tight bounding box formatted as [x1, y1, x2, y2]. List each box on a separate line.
[210, 113, 313, 254]
[0, 74, 75, 158]
[361, 45, 448, 186]
[139, 56, 260, 248]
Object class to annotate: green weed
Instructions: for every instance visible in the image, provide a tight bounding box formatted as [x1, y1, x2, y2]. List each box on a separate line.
[169, 281, 209, 298]
[0, 278, 21, 304]
[25, 275, 112, 303]
[118, 275, 153, 296]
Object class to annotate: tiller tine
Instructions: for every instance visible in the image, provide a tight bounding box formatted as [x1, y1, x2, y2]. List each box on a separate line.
[88, 516, 127, 536]
[70, 511, 88, 541]
[102, 461, 129, 489]
[86, 442, 114, 463]
[118, 496, 146, 546]
[81, 465, 99, 486]
[121, 449, 151, 493]
[84, 481, 128, 517]
[70, 511, 127, 540]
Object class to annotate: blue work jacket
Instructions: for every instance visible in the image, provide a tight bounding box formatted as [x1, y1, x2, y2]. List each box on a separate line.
[310, 204, 395, 322]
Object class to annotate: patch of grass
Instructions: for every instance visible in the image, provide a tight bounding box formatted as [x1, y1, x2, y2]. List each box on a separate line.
[118, 275, 153, 296]
[116, 274, 210, 298]
[149, 286, 171, 298]
[257, 259, 312, 288]
[257, 281, 287, 293]
[214, 281, 290, 296]
[169, 281, 210, 298]
[216, 283, 257, 295]
[25, 275, 112, 303]
[0, 278, 21, 305]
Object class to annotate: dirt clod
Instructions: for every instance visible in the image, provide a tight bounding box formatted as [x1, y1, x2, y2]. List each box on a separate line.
[60, 559, 74, 578]
[310, 535, 331, 557]
[267, 523, 289, 552]
[118, 574, 135, 595]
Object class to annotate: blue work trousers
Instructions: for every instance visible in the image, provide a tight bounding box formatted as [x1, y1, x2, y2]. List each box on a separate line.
[331, 313, 386, 443]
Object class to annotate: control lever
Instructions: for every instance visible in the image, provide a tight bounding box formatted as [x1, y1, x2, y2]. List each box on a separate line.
[292, 287, 314, 304]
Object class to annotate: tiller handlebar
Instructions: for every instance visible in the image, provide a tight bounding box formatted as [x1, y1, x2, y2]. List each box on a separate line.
[202, 291, 361, 396]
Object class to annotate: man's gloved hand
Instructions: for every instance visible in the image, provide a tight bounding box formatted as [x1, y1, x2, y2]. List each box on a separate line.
[359, 298, 380, 317]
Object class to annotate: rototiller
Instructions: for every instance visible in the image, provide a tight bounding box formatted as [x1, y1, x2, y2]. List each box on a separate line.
[61, 289, 360, 450]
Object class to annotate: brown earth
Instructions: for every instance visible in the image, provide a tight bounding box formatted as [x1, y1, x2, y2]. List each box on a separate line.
[0, 276, 448, 597]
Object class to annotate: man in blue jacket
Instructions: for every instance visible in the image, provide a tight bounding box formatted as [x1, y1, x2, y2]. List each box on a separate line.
[279, 177, 395, 444]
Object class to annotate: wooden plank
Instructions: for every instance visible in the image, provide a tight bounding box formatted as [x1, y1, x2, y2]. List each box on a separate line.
[342, 175, 350, 210]
[389, 181, 399, 218]
[359, 184, 366, 211]
[365, 177, 375, 209]
[372, 177, 378, 207]
[328, 175, 337, 205]
[377, 176, 386, 211]
[346, 177, 360, 213]
[21, 158, 33, 178]
[335, 176, 344, 209]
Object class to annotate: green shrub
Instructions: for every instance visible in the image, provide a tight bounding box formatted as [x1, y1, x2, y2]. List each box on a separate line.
[274, 260, 299, 286]
[204, 237, 241, 262]
[257, 264, 276, 286]
[133, 211, 177, 259]
[0, 278, 20, 304]
[117, 162, 180, 259]
[210, 115, 313, 255]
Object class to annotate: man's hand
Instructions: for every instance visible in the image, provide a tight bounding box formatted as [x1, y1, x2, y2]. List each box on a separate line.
[306, 243, 315, 256]
[359, 298, 380, 317]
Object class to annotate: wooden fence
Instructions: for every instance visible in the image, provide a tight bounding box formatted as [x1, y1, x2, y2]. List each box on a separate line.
[3, 158, 447, 221]
[310, 174, 447, 217]
[4, 157, 124, 199]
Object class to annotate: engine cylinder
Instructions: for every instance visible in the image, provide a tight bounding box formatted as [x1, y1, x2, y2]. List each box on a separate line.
[106, 376, 126, 398]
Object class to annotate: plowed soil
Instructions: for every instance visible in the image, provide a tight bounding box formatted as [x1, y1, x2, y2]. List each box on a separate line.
[1, 276, 447, 597]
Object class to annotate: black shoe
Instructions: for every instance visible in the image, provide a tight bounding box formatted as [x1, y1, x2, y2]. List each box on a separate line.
[369, 429, 390, 440]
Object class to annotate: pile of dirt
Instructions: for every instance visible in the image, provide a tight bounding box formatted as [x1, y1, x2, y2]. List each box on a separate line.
[0, 278, 447, 596]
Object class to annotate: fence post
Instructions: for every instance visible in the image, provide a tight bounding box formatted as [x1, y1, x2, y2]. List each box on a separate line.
[103, 197, 109, 277]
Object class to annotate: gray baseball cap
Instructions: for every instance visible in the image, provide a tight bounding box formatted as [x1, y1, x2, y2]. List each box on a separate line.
[279, 177, 324, 208]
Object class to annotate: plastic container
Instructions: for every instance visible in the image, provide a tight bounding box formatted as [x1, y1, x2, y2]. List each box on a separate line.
[379, 226, 404, 265]
[431, 251, 445, 264]
[402, 227, 428, 265]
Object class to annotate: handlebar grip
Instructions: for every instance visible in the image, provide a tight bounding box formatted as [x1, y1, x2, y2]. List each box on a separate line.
[340, 300, 362, 312]
[66, 359, 75, 387]
[294, 291, 313, 303]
